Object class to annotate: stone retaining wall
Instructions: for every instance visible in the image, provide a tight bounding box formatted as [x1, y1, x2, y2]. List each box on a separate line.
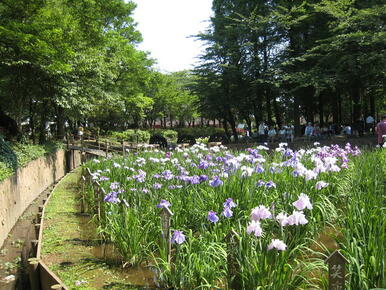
[0, 149, 81, 248]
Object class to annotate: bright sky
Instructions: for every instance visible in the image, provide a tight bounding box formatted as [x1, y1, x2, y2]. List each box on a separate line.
[132, 0, 213, 72]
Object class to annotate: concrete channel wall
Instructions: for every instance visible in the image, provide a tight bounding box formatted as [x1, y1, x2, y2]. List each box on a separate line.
[0, 149, 82, 249]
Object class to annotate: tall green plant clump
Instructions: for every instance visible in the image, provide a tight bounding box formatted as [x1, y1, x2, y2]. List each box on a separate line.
[82, 143, 370, 288]
[110, 129, 151, 144]
[337, 150, 385, 289]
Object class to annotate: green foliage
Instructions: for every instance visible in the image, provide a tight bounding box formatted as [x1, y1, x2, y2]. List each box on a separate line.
[337, 150, 385, 289]
[0, 0, 155, 140]
[84, 144, 364, 288]
[110, 129, 150, 143]
[150, 129, 178, 143]
[0, 139, 62, 182]
[194, 0, 385, 136]
[0, 134, 17, 172]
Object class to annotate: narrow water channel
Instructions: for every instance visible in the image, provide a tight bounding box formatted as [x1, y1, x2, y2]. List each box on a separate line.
[41, 169, 157, 289]
[0, 184, 53, 290]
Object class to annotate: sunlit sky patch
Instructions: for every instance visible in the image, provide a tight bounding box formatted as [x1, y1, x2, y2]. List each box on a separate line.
[132, 0, 213, 72]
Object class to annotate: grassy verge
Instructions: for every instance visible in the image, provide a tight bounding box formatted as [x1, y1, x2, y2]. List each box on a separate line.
[0, 136, 62, 182]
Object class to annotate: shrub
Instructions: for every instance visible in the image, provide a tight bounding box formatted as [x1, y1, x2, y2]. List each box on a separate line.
[160, 130, 178, 143]
[0, 137, 62, 182]
[110, 130, 150, 143]
[149, 129, 178, 144]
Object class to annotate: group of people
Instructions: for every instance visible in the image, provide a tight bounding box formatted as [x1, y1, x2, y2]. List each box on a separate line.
[249, 114, 386, 147]
[256, 123, 294, 143]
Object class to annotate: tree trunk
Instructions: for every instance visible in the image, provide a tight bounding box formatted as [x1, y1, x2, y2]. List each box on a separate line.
[227, 109, 238, 141]
[332, 90, 339, 124]
[29, 98, 36, 144]
[244, 115, 252, 133]
[272, 95, 282, 126]
[38, 102, 47, 144]
[338, 95, 342, 125]
[369, 92, 375, 120]
[318, 91, 324, 127]
[265, 92, 272, 125]
[293, 94, 301, 137]
[351, 81, 361, 123]
[56, 105, 65, 140]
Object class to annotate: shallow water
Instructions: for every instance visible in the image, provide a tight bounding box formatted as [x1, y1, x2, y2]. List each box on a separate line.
[41, 172, 158, 289]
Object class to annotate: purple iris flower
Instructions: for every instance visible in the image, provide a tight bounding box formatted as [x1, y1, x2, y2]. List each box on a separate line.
[222, 207, 233, 218]
[208, 211, 219, 223]
[198, 160, 209, 169]
[133, 170, 146, 183]
[256, 180, 265, 187]
[216, 156, 224, 162]
[223, 198, 237, 208]
[206, 154, 213, 161]
[153, 183, 162, 189]
[209, 176, 223, 187]
[171, 230, 186, 244]
[265, 181, 276, 189]
[284, 149, 293, 157]
[199, 175, 208, 182]
[255, 166, 264, 174]
[110, 182, 120, 190]
[162, 170, 174, 180]
[104, 192, 119, 203]
[157, 199, 171, 209]
[190, 175, 200, 185]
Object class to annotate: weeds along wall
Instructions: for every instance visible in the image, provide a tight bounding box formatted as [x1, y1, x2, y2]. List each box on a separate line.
[0, 149, 82, 248]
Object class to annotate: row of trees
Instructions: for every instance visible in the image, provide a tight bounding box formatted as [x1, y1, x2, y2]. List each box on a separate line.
[1, 0, 384, 142]
[0, 0, 199, 142]
[194, 0, 385, 139]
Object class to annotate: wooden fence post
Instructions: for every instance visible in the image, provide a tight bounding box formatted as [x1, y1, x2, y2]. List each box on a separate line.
[226, 229, 241, 289]
[80, 176, 86, 213]
[325, 250, 348, 290]
[28, 258, 40, 290]
[160, 207, 173, 264]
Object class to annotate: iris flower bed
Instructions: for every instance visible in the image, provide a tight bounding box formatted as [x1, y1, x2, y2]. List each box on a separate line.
[83, 142, 384, 289]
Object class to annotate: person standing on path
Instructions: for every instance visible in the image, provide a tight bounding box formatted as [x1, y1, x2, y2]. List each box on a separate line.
[375, 114, 386, 147]
[366, 115, 375, 133]
[258, 122, 266, 142]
